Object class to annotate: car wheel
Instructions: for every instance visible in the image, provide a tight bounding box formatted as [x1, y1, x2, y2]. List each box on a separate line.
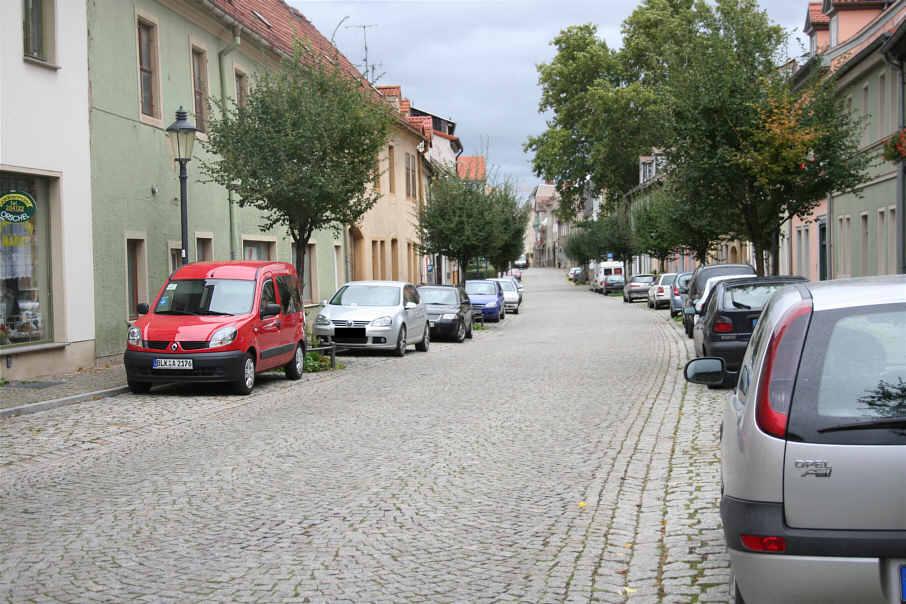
[416, 324, 430, 352]
[466, 319, 473, 339]
[513, 304, 519, 315]
[684, 317, 694, 338]
[394, 326, 407, 357]
[647, 299, 653, 308]
[285, 342, 304, 380]
[731, 573, 746, 604]
[623, 295, 629, 303]
[500, 307, 506, 321]
[127, 380, 151, 394]
[233, 352, 256, 395]
[455, 319, 466, 342]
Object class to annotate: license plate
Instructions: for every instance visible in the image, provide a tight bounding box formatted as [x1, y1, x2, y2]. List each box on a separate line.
[900, 566, 905, 601]
[153, 358, 193, 370]
[752, 318, 758, 327]
[429, 321, 436, 327]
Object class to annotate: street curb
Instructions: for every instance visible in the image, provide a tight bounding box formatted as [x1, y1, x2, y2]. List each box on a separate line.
[0, 385, 130, 420]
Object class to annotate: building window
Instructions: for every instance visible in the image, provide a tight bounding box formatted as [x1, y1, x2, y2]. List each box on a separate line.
[371, 240, 379, 279]
[0, 173, 53, 348]
[405, 153, 412, 198]
[192, 47, 208, 132]
[388, 145, 396, 194]
[168, 242, 182, 274]
[243, 239, 274, 260]
[137, 18, 160, 120]
[410, 154, 418, 199]
[830, 15, 838, 47]
[196, 235, 213, 262]
[23, 0, 55, 63]
[888, 206, 897, 275]
[334, 244, 342, 289]
[880, 73, 887, 136]
[234, 69, 248, 108]
[126, 237, 147, 321]
[877, 209, 887, 274]
[860, 213, 869, 276]
[380, 240, 387, 279]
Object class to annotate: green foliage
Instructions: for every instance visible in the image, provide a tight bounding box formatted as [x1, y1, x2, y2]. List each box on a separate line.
[420, 169, 527, 281]
[201, 41, 395, 286]
[631, 189, 683, 262]
[302, 350, 343, 372]
[563, 214, 638, 269]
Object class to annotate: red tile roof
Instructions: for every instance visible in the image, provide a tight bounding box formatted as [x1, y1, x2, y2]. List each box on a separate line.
[457, 156, 486, 181]
[808, 2, 830, 27]
[376, 86, 402, 98]
[209, 0, 362, 81]
[406, 115, 433, 143]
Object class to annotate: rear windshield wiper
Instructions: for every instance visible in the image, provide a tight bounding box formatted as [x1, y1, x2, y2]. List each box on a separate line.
[818, 417, 906, 433]
[731, 301, 752, 309]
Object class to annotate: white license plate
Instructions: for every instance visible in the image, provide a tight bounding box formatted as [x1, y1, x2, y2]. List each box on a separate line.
[153, 358, 193, 370]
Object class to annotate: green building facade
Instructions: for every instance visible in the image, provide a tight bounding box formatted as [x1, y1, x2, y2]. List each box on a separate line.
[88, 0, 348, 358]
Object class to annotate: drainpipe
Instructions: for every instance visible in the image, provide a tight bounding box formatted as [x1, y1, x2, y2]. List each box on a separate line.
[884, 45, 905, 274]
[218, 26, 241, 259]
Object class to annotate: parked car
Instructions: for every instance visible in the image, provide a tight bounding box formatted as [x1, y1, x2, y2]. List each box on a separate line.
[692, 276, 807, 378]
[568, 267, 582, 281]
[314, 281, 429, 357]
[465, 279, 505, 321]
[417, 285, 472, 342]
[683, 263, 756, 337]
[509, 268, 523, 281]
[491, 278, 521, 314]
[499, 274, 525, 300]
[603, 274, 625, 293]
[647, 273, 677, 309]
[123, 261, 306, 395]
[684, 275, 906, 604]
[623, 274, 655, 302]
[670, 272, 693, 317]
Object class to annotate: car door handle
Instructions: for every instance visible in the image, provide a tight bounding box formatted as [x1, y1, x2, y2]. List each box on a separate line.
[275, 320, 281, 328]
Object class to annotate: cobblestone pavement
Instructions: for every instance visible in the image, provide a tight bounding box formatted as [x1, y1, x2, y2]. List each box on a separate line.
[0, 268, 729, 603]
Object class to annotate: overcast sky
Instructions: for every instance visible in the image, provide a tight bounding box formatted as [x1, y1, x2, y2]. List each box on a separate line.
[291, 0, 809, 195]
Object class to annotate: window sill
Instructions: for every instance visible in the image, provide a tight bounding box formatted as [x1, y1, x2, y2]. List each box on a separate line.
[23, 55, 61, 71]
[1, 341, 68, 356]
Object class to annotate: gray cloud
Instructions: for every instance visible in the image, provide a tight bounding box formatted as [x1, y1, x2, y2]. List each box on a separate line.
[293, 0, 807, 193]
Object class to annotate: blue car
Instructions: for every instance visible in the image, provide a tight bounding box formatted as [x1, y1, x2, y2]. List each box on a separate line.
[671, 272, 693, 317]
[464, 280, 505, 321]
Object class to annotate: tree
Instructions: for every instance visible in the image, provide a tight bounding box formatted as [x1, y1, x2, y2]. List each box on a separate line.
[665, 0, 870, 274]
[487, 184, 531, 275]
[631, 189, 683, 268]
[201, 41, 395, 286]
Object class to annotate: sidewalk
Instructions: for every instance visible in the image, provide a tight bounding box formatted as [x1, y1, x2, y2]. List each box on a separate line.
[0, 363, 128, 419]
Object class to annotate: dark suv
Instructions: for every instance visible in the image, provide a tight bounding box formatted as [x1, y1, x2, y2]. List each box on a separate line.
[682, 263, 756, 338]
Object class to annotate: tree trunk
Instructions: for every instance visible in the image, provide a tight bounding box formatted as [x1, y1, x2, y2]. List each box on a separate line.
[752, 241, 766, 276]
[770, 229, 780, 276]
[294, 237, 307, 292]
[459, 256, 470, 284]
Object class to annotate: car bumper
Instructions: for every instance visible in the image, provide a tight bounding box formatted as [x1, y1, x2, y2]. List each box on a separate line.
[472, 306, 499, 318]
[722, 496, 905, 604]
[704, 337, 748, 370]
[670, 297, 683, 311]
[124, 349, 247, 383]
[626, 289, 648, 299]
[428, 318, 460, 337]
[314, 325, 399, 350]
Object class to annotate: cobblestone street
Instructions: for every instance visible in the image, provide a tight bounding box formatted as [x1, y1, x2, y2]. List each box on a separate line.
[0, 268, 729, 603]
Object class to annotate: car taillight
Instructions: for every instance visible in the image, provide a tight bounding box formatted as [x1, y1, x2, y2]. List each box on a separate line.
[713, 317, 734, 333]
[741, 535, 786, 553]
[673, 285, 679, 296]
[657, 286, 664, 294]
[755, 299, 812, 439]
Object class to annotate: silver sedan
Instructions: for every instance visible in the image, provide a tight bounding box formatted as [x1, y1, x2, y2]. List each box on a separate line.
[314, 281, 430, 356]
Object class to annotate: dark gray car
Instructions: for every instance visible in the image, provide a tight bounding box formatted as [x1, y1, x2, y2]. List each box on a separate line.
[685, 275, 906, 603]
[683, 263, 756, 337]
[417, 285, 473, 342]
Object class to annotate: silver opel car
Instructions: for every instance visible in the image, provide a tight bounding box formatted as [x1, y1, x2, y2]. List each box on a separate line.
[314, 281, 429, 356]
[685, 275, 906, 604]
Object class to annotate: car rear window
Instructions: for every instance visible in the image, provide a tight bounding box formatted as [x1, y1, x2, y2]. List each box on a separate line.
[694, 265, 755, 295]
[660, 274, 676, 285]
[787, 303, 906, 445]
[722, 283, 787, 311]
[632, 275, 654, 283]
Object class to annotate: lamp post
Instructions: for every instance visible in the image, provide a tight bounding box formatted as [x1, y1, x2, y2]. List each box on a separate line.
[166, 107, 197, 266]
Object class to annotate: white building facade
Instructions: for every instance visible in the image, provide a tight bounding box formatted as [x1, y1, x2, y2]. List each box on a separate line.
[1, 1, 95, 379]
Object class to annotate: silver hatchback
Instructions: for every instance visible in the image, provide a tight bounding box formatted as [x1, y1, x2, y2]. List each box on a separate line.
[685, 276, 906, 603]
[314, 281, 430, 356]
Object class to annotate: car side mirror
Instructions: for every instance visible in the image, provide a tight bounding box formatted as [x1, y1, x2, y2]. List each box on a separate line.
[321, 299, 328, 307]
[137, 303, 149, 315]
[261, 303, 281, 318]
[684, 358, 726, 385]
[405, 301, 417, 310]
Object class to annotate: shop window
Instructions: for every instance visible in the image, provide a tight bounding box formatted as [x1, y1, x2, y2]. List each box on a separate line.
[0, 174, 52, 347]
[23, 0, 55, 64]
[243, 239, 274, 260]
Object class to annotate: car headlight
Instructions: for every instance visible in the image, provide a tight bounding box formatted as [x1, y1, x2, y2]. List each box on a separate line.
[485, 302, 497, 308]
[127, 326, 142, 347]
[371, 316, 392, 327]
[315, 314, 330, 326]
[208, 326, 237, 348]
[441, 313, 457, 320]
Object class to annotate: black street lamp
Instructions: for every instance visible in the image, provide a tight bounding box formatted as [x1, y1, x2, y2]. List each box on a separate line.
[166, 106, 197, 266]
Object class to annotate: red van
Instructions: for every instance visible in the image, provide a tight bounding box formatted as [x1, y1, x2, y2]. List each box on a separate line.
[124, 261, 306, 394]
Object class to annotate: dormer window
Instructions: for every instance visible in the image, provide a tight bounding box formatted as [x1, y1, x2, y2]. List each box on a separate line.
[810, 34, 817, 56]
[830, 15, 838, 47]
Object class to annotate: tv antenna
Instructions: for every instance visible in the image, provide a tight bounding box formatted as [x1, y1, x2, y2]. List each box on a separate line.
[346, 23, 385, 84]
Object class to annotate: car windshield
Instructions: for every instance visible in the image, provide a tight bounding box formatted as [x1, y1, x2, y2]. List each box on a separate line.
[419, 288, 458, 305]
[330, 284, 400, 306]
[465, 282, 497, 295]
[495, 280, 517, 292]
[154, 279, 254, 315]
[722, 283, 787, 310]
